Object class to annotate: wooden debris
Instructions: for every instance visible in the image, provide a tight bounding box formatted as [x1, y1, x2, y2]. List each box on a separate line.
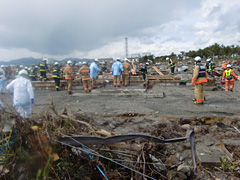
[152, 66, 164, 76]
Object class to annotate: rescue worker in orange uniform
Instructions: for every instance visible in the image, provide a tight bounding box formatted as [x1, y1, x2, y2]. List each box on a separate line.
[122, 58, 131, 86]
[221, 64, 239, 92]
[192, 56, 208, 105]
[79, 61, 92, 93]
[64, 60, 74, 95]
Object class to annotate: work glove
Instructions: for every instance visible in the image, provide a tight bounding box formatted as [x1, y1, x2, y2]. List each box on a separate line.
[31, 98, 34, 104]
[221, 80, 225, 85]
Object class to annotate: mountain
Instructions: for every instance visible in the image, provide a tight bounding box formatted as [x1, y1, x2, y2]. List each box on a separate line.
[0, 57, 94, 66]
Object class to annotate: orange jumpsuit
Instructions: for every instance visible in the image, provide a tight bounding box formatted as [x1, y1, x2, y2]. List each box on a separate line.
[122, 61, 131, 86]
[64, 65, 74, 93]
[79, 65, 91, 92]
[192, 63, 208, 104]
[222, 68, 238, 91]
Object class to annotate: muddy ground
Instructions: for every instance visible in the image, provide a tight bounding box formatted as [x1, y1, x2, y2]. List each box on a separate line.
[2, 80, 240, 179]
[32, 81, 240, 134]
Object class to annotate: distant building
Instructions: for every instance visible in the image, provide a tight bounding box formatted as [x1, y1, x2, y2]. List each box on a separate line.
[142, 52, 152, 56]
[131, 53, 141, 58]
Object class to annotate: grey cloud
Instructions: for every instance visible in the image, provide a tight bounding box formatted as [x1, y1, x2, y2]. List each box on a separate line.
[0, 0, 201, 56]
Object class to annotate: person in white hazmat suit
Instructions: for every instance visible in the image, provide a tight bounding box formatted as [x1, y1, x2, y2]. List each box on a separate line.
[0, 66, 7, 94]
[6, 69, 34, 119]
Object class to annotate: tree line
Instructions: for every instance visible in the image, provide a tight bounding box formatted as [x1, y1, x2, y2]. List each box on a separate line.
[140, 43, 240, 63]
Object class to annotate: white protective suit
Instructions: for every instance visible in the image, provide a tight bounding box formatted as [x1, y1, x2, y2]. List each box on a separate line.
[0, 68, 6, 94]
[6, 76, 34, 118]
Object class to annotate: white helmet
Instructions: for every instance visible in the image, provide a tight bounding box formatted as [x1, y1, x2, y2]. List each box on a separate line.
[0, 65, 4, 68]
[207, 58, 211, 62]
[166, 57, 169, 60]
[35, 66, 38, 68]
[67, 60, 72, 64]
[146, 62, 149, 65]
[227, 64, 231, 68]
[117, 57, 120, 61]
[223, 61, 226, 63]
[19, 69, 28, 75]
[94, 58, 99, 62]
[194, 56, 201, 62]
[55, 62, 59, 65]
[124, 58, 128, 61]
[82, 61, 87, 65]
[20, 65, 24, 68]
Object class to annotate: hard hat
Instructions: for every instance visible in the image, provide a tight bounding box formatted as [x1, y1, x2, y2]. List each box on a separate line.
[223, 61, 226, 63]
[24, 66, 28, 69]
[67, 60, 72, 64]
[18, 69, 28, 75]
[35, 66, 38, 68]
[146, 62, 149, 65]
[116, 57, 120, 61]
[55, 62, 59, 65]
[227, 64, 231, 68]
[82, 61, 87, 65]
[94, 58, 99, 62]
[207, 58, 211, 62]
[0, 65, 4, 68]
[20, 65, 24, 68]
[194, 56, 201, 61]
[166, 57, 169, 60]
[124, 58, 128, 61]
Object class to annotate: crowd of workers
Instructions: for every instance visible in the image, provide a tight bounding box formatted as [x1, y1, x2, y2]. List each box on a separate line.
[0, 56, 239, 119]
[192, 56, 239, 105]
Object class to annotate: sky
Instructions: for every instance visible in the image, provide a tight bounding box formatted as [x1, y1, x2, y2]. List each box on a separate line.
[0, 0, 240, 61]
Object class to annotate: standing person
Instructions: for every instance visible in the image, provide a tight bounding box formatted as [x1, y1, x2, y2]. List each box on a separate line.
[0, 67, 7, 94]
[111, 58, 124, 87]
[29, 66, 38, 81]
[166, 57, 176, 75]
[221, 64, 239, 92]
[52, 62, 61, 91]
[15, 65, 24, 77]
[6, 69, 34, 119]
[192, 56, 208, 105]
[122, 58, 131, 86]
[79, 61, 92, 93]
[205, 58, 211, 75]
[39, 59, 48, 81]
[90, 59, 102, 89]
[64, 60, 74, 95]
[139, 62, 149, 81]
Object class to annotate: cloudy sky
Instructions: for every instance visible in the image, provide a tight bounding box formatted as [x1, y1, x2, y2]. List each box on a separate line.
[0, 0, 240, 61]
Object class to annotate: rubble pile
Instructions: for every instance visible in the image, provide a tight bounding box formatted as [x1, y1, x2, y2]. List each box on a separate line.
[0, 106, 240, 180]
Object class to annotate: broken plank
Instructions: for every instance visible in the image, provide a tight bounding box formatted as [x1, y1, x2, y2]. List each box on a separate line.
[152, 66, 164, 76]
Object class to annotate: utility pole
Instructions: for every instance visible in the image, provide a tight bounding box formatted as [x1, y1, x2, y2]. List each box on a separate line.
[207, 50, 214, 61]
[125, 37, 128, 58]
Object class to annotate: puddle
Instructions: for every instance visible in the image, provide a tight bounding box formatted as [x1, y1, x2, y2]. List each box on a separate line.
[205, 104, 223, 108]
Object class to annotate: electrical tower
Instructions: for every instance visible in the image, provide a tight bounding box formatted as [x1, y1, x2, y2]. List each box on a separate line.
[125, 37, 128, 58]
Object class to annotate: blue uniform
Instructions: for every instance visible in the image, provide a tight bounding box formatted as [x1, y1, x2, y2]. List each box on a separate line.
[90, 62, 102, 78]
